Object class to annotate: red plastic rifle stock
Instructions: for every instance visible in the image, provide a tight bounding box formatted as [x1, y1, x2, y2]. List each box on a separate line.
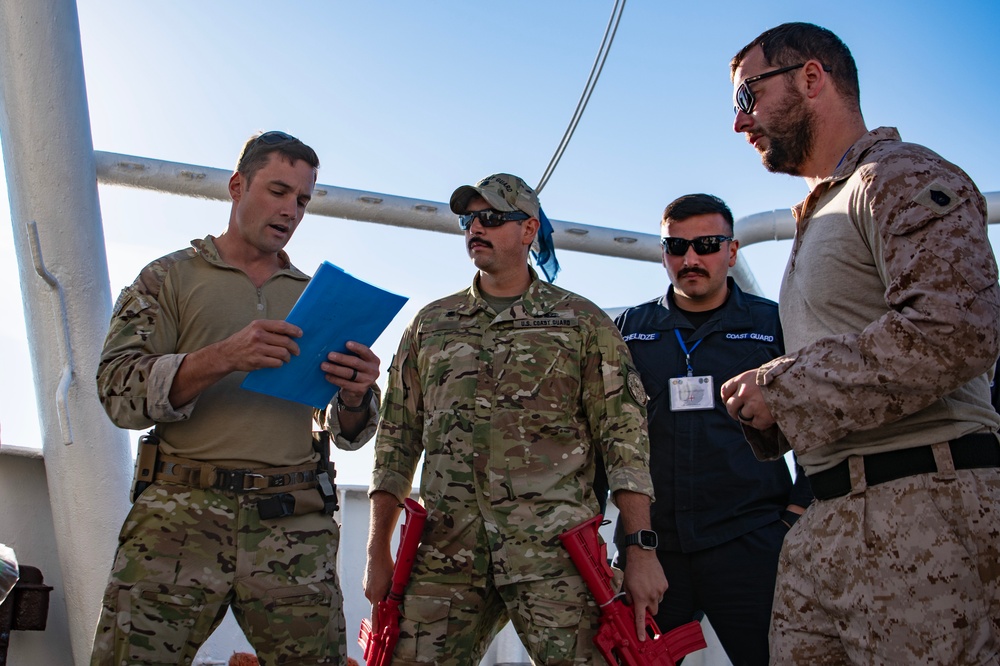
[559, 515, 706, 666]
[358, 498, 427, 666]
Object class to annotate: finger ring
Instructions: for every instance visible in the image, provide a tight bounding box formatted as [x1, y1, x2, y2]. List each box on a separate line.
[349, 368, 358, 382]
[737, 408, 752, 422]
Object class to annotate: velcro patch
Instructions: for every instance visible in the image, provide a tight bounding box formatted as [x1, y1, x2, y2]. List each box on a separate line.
[622, 332, 660, 342]
[626, 371, 648, 407]
[913, 182, 962, 216]
[516, 317, 578, 327]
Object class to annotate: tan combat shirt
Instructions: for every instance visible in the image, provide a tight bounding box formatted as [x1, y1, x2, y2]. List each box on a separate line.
[97, 236, 377, 468]
[747, 128, 1000, 473]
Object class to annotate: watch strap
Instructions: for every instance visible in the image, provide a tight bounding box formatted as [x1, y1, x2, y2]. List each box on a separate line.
[623, 529, 657, 550]
[337, 387, 373, 413]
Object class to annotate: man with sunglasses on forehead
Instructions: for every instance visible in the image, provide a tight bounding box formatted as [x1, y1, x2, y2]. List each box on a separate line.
[724, 22, 1000, 665]
[366, 173, 666, 665]
[90, 131, 381, 665]
[613, 193, 811, 666]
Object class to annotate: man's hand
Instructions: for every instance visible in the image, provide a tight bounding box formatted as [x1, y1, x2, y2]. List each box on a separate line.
[365, 491, 403, 630]
[613, 489, 668, 641]
[623, 548, 668, 641]
[721, 368, 775, 430]
[363, 547, 394, 631]
[322, 340, 380, 408]
[169, 319, 302, 408]
[222, 319, 303, 370]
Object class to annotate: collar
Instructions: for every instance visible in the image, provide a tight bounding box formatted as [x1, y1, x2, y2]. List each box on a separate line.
[827, 126, 900, 184]
[792, 127, 901, 224]
[456, 266, 562, 318]
[650, 277, 755, 332]
[191, 235, 309, 281]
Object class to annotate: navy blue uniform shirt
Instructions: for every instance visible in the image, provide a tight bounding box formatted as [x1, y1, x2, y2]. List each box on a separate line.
[613, 278, 812, 552]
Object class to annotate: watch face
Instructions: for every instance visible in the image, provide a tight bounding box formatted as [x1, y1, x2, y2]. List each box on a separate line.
[625, 530, 658, 549]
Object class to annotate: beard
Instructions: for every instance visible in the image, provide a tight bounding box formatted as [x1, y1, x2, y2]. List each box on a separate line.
[759, 85, 816, 176]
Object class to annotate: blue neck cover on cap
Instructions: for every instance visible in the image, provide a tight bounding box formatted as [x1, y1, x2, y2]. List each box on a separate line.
[532, 207, 560, 282]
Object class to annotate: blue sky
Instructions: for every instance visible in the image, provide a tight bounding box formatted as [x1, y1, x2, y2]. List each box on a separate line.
[2, 1, 999, 484]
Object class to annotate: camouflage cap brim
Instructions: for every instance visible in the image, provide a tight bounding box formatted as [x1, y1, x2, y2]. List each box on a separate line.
[449, 184, 518, 215]
[449, 173, 541, 218]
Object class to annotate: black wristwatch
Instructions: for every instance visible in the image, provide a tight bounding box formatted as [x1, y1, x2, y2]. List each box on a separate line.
[336, 387, 373, 413]
[622, 529, 658, 550]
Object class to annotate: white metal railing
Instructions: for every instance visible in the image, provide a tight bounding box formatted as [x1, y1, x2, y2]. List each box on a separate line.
[93, 151, 764, 296]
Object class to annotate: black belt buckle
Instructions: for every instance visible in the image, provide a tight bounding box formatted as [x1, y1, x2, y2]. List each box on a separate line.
[214, 469, 263, 492]
[214, 469, 240, 492]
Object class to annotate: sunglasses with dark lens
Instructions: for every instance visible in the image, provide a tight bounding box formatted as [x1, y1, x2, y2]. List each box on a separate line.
[458, 209, 530, 230]
[734, 63, 831, 115]
[734, 64, 804, 115]
[253, 130, 298, 146]
[661, 235, 734, 256]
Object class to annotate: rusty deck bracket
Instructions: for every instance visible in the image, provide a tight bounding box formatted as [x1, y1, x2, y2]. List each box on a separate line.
[0, 566, 53, 665]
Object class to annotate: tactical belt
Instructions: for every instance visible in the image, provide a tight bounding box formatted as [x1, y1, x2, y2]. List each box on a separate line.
[154, 454, 318, 494]
[809, 432, 1000, 500]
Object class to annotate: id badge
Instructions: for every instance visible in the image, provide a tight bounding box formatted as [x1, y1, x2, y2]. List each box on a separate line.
[669, 375, 715, 411]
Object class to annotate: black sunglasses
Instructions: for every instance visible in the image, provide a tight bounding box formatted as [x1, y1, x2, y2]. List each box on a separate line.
[253, 130, 298, 146]
[661, 235, 733, 256]
[734, 63, 830, 115]
[458, 209, 530, 230]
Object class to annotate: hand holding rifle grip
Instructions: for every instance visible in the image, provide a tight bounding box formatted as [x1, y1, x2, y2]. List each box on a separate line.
[559, 515, 706, 666]
[359, 498, 427, 666]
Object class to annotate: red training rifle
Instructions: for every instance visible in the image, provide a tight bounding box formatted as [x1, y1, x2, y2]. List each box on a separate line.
[359, 497, 427, 666]
[559, 515, 707, 665]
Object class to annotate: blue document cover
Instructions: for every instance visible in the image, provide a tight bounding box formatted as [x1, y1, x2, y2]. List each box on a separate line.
[241, 261, 408, 409]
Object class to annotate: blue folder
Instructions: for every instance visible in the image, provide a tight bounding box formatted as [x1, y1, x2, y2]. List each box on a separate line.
[241, 261, 408, 409]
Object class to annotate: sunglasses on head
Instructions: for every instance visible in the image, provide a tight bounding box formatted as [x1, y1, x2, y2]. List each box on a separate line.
[252, 130, 298, 146]
[661, 235, 733, 256]
[733, 63, 830, 115]
[458, 209, 530, 230]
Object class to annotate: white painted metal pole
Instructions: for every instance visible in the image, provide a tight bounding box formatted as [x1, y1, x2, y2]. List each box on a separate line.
[94, 151, 765, 296]
[94, 152, 666, 261]
[91, 151, 1000, 295]
[0, 0, 131, 663]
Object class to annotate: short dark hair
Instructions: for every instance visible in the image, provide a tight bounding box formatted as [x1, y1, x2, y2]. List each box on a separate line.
[662, 193, 734, 233]
[235, 131, 320, 184]
[731, 22, 860, 109]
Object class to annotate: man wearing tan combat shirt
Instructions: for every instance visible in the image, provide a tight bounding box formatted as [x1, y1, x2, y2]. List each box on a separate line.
[91, 132, 381, 665]
[722, 22, 1000, 665]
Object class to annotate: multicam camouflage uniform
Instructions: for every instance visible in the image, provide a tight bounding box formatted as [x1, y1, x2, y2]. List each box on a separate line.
[371, 268, 654, 665]
[745, 128, 1000, 664]
[91, 236, 378, 666]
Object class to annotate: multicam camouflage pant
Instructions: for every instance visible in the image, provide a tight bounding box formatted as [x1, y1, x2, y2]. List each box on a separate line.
[390, 575, 602, 666]
[772, 458, 1000, 665]
[89, 483, 346, 666]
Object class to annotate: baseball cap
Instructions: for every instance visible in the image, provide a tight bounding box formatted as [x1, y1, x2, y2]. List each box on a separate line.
[449, 173, 541, 219]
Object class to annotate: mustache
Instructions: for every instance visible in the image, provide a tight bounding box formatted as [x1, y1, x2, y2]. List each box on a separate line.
[678, 267, 709, 279]
[468, 238, 492, 250]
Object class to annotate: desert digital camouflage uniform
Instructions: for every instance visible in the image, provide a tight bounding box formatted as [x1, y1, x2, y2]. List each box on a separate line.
[743, 128, 1000, 664]
[92, 236, 378, 665]
[371, 267, 653, 665]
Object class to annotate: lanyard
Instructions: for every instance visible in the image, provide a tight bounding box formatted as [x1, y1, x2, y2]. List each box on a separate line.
[674, 329, 702, 377]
